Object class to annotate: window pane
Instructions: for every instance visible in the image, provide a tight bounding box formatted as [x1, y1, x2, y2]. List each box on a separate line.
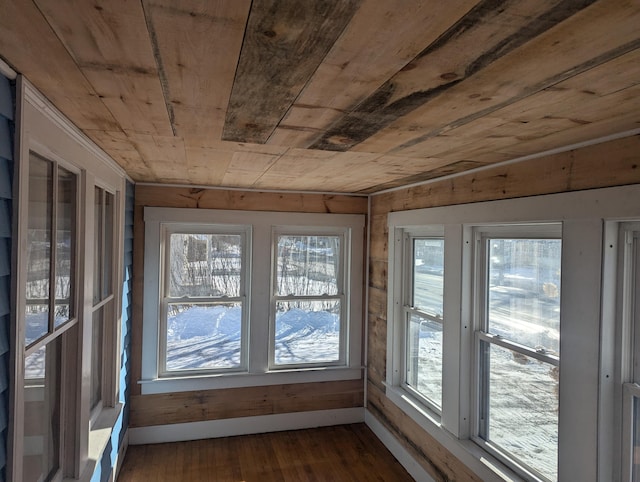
[276, 235, 340, 297]
[634, 396, 640, 482]
[54, 167, 76, 327]
[482, 341, 558, 481]
[487, 239, 561, 354]
[165, 303, 242, 371]
[90, 307, 104, 410]
[169, 234, 242, 298]
[23, 339, 61, 482]
[274, 299, 341, 365]
[102, 191, 114, 299]
[93, 187, 103, 304]
[406, 313, 442, 408]
[26, 154, 53, 346]
[412, 238, 444, 317]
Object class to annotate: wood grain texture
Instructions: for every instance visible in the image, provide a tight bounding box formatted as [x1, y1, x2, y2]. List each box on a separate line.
[267, 0, 481, 148]
[118, 424, 413, 482]
[35, 0, 173, 136]
[129, 379, 363, 427]
[222, 0, 361, 143]
[0, 0, 118, 130]
[365, 135, 640, 482]
[143, 0, 251, 139]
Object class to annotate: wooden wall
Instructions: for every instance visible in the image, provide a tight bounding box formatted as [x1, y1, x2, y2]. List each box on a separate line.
[129, 186, 368, 428]
[366, 134, 640, 481]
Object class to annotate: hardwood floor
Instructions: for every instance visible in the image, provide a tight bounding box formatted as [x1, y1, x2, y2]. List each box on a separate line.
[117, 423, 414, 481]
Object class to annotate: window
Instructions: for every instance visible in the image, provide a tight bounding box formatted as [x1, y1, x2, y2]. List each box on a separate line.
[142, 208, 364, 394]
[402, 230, 444, 412]
[385, 185, 640, 482]
[473, 227, 561, 481]
[160, 227, 250, 375]
[11, 83, 127, 482]
[22, 152, 77, 481]
[271, 231, 346, 368]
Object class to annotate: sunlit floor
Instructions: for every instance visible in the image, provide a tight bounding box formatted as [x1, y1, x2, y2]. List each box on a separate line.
[117, 423, 413, 481]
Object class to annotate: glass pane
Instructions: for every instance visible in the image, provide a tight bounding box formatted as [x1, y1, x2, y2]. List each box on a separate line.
[102, 191, 114, 299]
[54, 167, 76, 327]
[482, 342, 558, 481]
[23, 339, 61, 482]
[169, 234, 242, 298]
[26, 154, 53, 345]
[487, 238, 561, 354]
[276, 235, 340, 297]
[90, 307, 104, 410]
[165, 303, 242, 371]
[274, 299, 341, 365]
[412, 238, 444, 317]
[406, 313, 442, 408]
[634, 396, 640, 482]
[93, 187, 103, 304]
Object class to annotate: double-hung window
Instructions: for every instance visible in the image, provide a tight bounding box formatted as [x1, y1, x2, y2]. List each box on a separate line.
[142, 208, 364, 394]
[271, 229, 347, 368]
[473, 225, 561, 482]
[159, 225, 250, 375]
[402, 229, 444, 412]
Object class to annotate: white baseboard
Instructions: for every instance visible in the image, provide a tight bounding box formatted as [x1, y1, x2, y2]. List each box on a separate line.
[129, 407, 365, 445]
[365, 409, 435, 482]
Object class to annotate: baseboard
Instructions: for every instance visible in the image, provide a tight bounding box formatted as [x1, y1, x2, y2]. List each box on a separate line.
[365, 409, 435, 482]
[129, 407, 365, 445]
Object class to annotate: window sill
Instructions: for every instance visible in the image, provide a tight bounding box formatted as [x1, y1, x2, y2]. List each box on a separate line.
[139, 366, 364, 395]
[64, 403, 124, 482]
[383, 384, 526, 482]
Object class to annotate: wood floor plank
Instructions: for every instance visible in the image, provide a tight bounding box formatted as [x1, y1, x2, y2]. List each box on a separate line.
[118, 424, 413, 481]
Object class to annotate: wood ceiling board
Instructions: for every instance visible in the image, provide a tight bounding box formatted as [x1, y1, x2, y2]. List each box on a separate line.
[221, 151, 284, 187]
[222, 0, 361, 144]
[144, 0, 251, 139]
[358, 0, 640, 157]
[34, 0, 173, 137]
[311, 0, 593, 152]
[267, 0, 481, 148]
[184, 145, 235, 186]
[0, 0, 118, 131]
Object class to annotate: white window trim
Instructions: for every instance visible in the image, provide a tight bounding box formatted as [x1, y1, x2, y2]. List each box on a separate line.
[386, 183, 640, 482]
[10, 79, 127, 481]
[141, 207, 364, 395]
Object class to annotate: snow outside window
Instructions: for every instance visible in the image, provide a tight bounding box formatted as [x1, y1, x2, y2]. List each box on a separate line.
[271, 232, 346, 368]
[473, 225, 561, 482]
[141, 208, 364, 394]
[159, 227, 250, 376]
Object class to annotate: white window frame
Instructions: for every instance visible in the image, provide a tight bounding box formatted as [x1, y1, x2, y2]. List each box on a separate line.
[158, 223, 251, 377]
[141, 207, 364, 395]
[386, 183, 640, 482]
[269, 226, 350, 370]
[10, 79, 126, 481]
[471, 224, 561, 482]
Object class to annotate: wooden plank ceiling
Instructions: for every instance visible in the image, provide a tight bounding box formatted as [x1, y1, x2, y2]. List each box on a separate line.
[0, 0, 639, 194]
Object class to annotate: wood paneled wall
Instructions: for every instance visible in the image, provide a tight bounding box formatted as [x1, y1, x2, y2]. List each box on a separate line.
[130, 186, 367, 428]
[366, 134, 640, 481]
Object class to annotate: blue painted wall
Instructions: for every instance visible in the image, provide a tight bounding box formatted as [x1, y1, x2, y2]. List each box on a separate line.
[0, 74, 14, 482]
[91, 181, 134, 482]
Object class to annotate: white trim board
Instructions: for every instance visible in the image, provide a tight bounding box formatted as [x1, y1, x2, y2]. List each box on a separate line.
[128, 408, 365, 445]
[365, 410, 434, 482]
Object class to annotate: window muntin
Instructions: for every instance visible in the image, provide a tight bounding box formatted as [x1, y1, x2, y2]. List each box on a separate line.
[403, 236, 444, 410]
[475, 230, 561, 482]
[160, 228, 249, 376]
[271, 233, 346, 368]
